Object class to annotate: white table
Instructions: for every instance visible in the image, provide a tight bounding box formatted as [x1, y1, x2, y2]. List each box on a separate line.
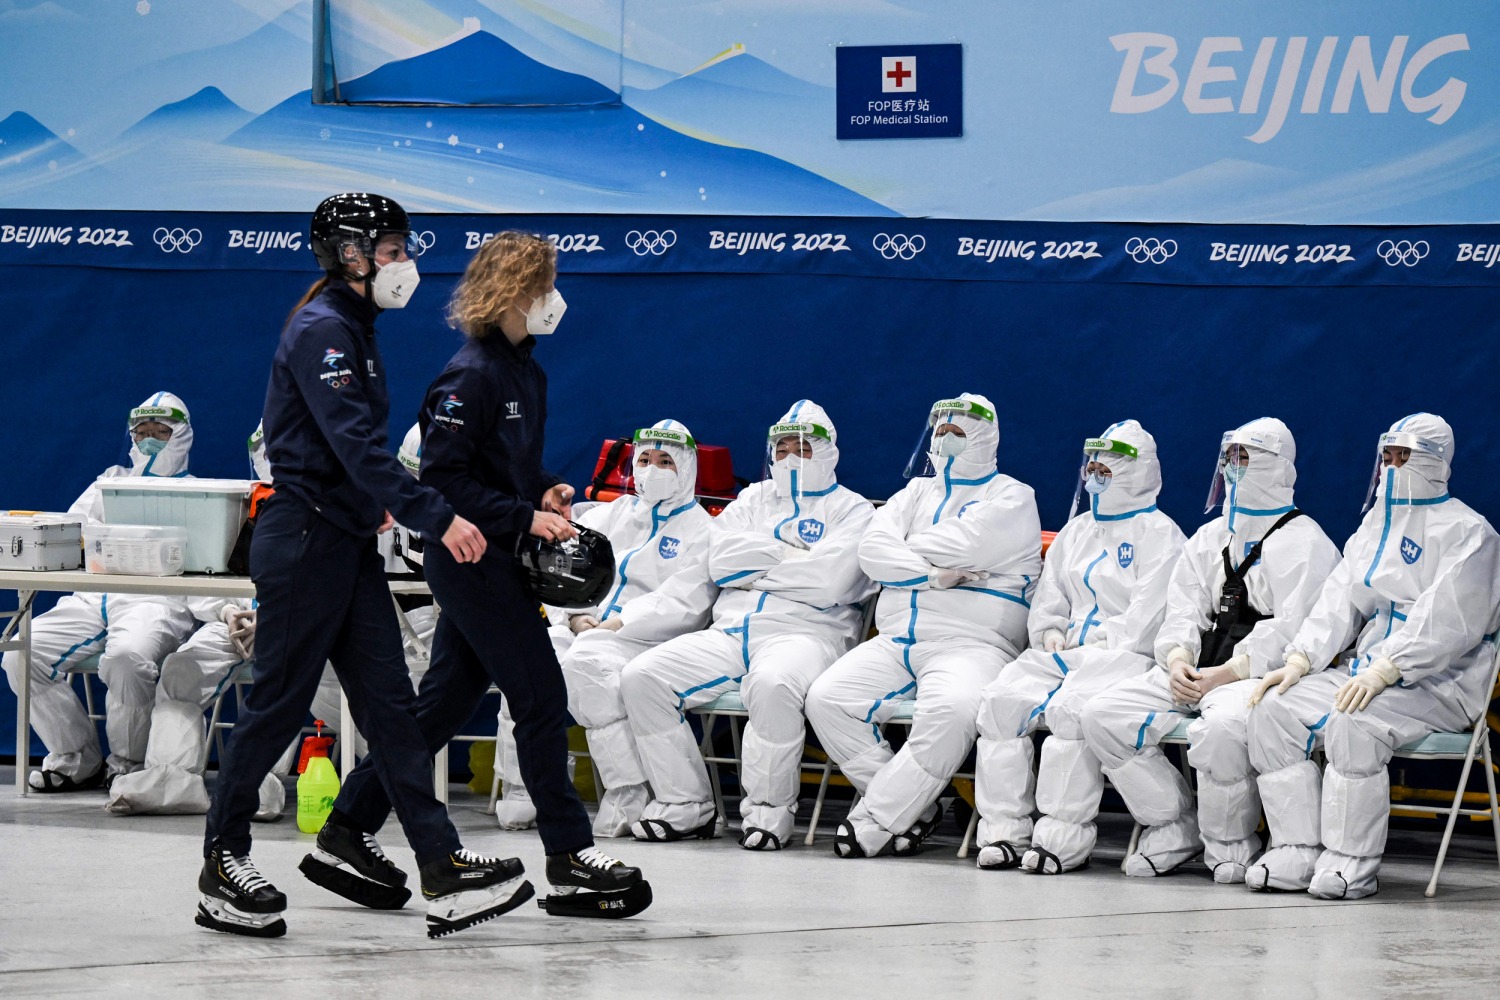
[0, 569, 434, 796]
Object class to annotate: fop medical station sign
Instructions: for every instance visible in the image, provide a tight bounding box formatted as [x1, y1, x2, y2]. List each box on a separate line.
[837, 44, 963, 139]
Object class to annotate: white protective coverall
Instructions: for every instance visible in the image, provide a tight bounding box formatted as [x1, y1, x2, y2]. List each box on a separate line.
[1246, 413, 1500, 898]
[493, 420, 714, 836]
[974, 420, 1186, 872]
[3, 393, 197, 788]
[806, 394, 1043, 858]
[1081, 417, 1341, 881]
[621, 400, 876, 847]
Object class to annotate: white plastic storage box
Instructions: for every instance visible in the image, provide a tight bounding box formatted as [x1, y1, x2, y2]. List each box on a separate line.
[98, 478, 254, 574]
[83, 524, 187, 577]
[0, 512, 84, 571]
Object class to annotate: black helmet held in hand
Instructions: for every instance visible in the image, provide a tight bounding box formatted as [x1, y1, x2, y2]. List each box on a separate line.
[310, 192, 411, 273]
[514, 524, 616, 610]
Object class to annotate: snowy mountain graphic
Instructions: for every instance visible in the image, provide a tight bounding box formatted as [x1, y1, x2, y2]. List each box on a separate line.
[0, 112, 84, 173]
[330, 30, 618, 107]
[635, 48, 829, 148]
[120, 87, 254, 144]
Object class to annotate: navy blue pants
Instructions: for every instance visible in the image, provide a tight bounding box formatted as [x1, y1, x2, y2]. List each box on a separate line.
[335, 543, 593, 858]
[203, 493, 460, 865]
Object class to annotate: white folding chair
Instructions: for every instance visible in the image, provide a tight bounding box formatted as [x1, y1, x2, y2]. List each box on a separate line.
[1390, 642, 1500, 897]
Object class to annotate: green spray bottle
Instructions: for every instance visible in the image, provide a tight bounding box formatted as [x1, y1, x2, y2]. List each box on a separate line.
[296, 720, 340, 834]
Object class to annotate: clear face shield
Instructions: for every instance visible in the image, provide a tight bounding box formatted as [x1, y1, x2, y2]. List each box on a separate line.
[1203, 436, 1257, 514]
[768, 419, 828, 479]
[1068, 436, 1140, 519]
[902, 397, 996, 479]
[1361, 431, 1444, 512]
[629, 426, 695, 504]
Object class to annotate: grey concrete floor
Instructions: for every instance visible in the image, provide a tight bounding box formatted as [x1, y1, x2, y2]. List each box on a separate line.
[2, 770, 1499, 999]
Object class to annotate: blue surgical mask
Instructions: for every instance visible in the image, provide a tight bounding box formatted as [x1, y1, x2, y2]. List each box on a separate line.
[136, 437, 168, 456]
[1084, 472, 1110, 495]
[1224, 463, 1248, 484]
[932, 432, 968, 459]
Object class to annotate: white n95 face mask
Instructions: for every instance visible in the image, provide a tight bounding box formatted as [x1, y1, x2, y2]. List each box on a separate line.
[527, 290, 567, 336]
[932, 432, 968, 459]
[371, 260, 420, 309]
[634, 464, 679, 504]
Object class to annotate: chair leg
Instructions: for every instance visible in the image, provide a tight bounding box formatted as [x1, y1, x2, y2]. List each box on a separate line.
[1123, 823, 1142, 873]
[1483, 737, 1500, 871]
[1424, 730, 1484, 898]
[699, 714, 727, 831]
[957, 806, 979, 860]
[486, 734, 503, 815]
[805, 759, 832, 847]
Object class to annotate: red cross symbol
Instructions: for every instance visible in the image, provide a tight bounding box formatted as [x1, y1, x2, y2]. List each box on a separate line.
[886, 61, 912, 88]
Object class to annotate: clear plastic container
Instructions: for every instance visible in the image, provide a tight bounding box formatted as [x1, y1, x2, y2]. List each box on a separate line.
[82, 523, 187, 577]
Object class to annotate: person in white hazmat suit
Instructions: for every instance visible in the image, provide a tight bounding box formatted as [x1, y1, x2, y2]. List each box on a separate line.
[492, 420, 714, 836]
[1081, 417, 1341, 882]
[3, 393, 198, 791]
[620, 400, 876, 849]
[1245, 413, 1500, 899]
[973, 420, 1186, 873]
[104, 425, 282, 819]
[805, 395, 1042, 858]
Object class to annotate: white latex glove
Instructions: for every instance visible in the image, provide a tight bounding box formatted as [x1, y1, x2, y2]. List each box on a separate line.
[930, 568, 987, 590]
[1249, 650, 1311, 706]
[1041, 629, 1066, 653]
[1167, 647, 1200, 705]
[1223, 653, 1252, 680]
[569, 614, 600, 634]
[221, 606, 257, 660]
[1334, 657, 1401, 713]
[594, 617, 624, 632]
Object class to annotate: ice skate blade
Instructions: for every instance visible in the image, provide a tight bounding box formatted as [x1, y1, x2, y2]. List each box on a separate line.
[300, 853, 411, 910]
[196, 898, 286, 938]
[425, 877, 534, 938]
[538, 880, 653, 919]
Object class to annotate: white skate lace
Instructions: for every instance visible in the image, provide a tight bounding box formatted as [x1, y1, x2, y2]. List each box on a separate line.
[222, 852, 272, 892]
[361, 833, 391, 863]
[576, 846, 620, 870]
[453, 848, 498, 865]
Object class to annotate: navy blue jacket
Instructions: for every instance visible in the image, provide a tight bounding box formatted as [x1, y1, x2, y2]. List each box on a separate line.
[263, 282, 454, 539]
[419, 329, 562, 543]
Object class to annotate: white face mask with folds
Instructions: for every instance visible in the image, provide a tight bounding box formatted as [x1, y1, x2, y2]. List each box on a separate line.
[371, 260, 420, 309]
[527, 289, 567, 336]
[634, 464, 679, 504]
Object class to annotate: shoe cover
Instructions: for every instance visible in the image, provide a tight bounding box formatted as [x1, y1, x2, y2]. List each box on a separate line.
[495, 786, 538, 830]
[740, 724, 804, 816]
[1257, 760, 1322, 852]
[635, 797, 715, 835]
[592, 783, 648, 838]
[586, 719, 648, 790]
[739, 800, 796, 845]
[105, 764, 209, 815]
[141, 699, 208, 772]
[635, 728, 714, 806]
[977, 842, 1025, 870]
[1104, 750, 1193, 827]
[1246, 845, 1320, 891]
[1309, 850, 1381, 899]
[974, 735, 1035, 847]
[1123, 817, 1201, 876]
[858, 748, 947, 837]
[840, 803, 895, 857]
[1020, 847, 1074, 875]
[1211, 861, 1247, 884]
[1197, 772, 1261, 872]
[1031, 736, 1105, 870]
[1321, 766, 1389, 859]
[253, 771, 285, 823]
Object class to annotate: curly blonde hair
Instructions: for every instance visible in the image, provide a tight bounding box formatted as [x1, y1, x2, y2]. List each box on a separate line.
[447, 232, 557, 338]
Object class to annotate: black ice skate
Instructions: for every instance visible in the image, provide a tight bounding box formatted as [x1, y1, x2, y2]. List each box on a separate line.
[419, 848, 534, 938]
[298, 815, 412, 910]
[537, 846, 653, 919]
[196, 840, 287, 938]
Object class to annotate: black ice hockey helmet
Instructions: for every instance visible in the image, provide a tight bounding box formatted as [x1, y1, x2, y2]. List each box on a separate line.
[514, 524, 615, 610]
[309, 192, 410, 273]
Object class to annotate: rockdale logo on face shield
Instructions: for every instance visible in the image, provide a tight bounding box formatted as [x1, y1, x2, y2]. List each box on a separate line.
[1109, 33, 1470, 143]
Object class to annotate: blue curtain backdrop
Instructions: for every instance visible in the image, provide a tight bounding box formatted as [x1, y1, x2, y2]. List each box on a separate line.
[2, 229, 1497, 756]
